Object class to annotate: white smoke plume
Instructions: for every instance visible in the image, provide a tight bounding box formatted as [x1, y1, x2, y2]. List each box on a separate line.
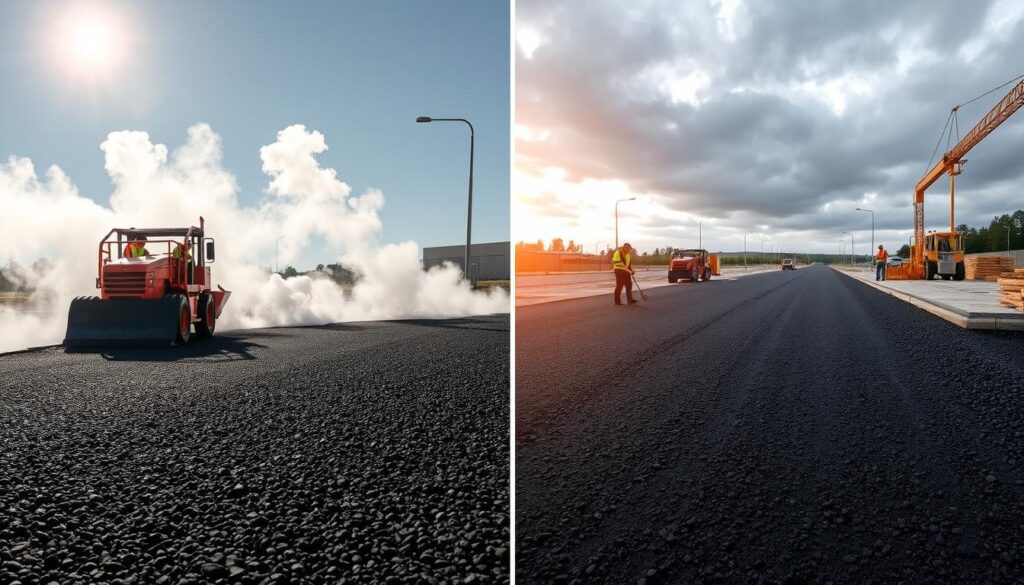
[0, 124, 508, 352]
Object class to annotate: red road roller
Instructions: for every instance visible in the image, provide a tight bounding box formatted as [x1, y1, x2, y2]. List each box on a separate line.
[64, 217, 231, 346]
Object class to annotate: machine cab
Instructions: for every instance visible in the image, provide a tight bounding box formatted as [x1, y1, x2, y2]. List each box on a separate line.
[924, 231, 965, 279]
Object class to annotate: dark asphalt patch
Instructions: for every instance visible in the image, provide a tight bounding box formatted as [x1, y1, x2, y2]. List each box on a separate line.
[516, 265, 1024, 584]
[0, 315, 510, 584]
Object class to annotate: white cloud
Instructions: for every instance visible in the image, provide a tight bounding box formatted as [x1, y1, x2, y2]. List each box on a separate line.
[711, 0, 745, 42]
[515, 124, 551, 142]
[516, 26, 546, 59]
[959, 0, 1024, 62]
[0, 124, 507, 352]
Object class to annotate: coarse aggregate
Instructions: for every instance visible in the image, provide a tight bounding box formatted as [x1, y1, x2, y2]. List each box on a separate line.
[0, 315, 510, 585]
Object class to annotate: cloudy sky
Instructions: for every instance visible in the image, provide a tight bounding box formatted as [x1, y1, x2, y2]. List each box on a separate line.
[514, 0, 1024, 256]
[1, 1, 508, 269]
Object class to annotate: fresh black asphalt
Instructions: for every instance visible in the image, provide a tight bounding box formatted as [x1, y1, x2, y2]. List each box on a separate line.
[0, 315, 509, 585]
[516, 265, 1024, 584]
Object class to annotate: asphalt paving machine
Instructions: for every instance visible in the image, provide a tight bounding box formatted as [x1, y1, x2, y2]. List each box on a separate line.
[64, 217, 230, 346]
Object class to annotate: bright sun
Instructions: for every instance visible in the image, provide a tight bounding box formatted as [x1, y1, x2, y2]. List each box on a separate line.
[53, 5, 128, 77]
[71, 20, 114, 66]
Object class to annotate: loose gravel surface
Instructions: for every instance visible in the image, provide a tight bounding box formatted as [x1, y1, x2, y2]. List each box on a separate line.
[516, 265, 1024, 584]
[0, 315, 509, 585]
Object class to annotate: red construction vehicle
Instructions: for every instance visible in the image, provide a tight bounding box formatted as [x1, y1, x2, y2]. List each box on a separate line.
[668, 249, 716, 283]
[64, 217, 231, 346]
[889, 76, 1024, 280]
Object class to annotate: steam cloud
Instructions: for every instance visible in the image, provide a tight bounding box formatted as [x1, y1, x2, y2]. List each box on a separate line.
[0, 124, 507, 352]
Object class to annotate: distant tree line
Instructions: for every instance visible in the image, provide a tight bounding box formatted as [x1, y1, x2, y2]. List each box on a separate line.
[515, 239, 585, 253]
[276, 262, 357, 284]
[0, 259, 52, 293]
[955, 209, 1024, 254]
[513, 210, 1024, 266]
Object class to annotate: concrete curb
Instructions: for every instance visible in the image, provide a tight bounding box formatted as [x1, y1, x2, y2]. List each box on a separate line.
[836, 268, 1024, 331]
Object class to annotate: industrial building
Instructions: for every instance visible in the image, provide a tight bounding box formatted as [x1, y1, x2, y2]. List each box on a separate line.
[423, 241, 510, 280]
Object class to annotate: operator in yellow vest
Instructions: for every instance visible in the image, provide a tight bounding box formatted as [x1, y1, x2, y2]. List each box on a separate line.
[612, 242, 637, 305]
[173, 240, 194, 284]
[172, 241, 192, 261]
[875, 244, 888, 281]
[125, 235, 149, 258]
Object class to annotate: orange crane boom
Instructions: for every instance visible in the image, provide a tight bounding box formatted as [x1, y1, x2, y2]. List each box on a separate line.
[903, 78, 1024, 278]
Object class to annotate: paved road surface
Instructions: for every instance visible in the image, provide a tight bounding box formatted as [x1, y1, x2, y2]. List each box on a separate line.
[516, 265, 1024, 584]
[516, 266, 778, 307]
[0, 316, 509, 585]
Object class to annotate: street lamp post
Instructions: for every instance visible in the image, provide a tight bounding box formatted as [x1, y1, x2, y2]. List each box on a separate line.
[417, 116, 475, 283]
[842, 231, 854, 266]
[744, 231, 753, 269]
[275, 236, 285, 274]
[615, 197, 636, 249]
[856, 207, 874, 266]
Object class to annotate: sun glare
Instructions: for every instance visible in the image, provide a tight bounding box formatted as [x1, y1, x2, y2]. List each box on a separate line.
[52, 5, 128, 78]
[71, 20, 112, 64]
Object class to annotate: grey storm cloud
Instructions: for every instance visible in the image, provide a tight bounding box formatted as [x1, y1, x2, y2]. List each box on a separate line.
[517, 0, 1024, 248]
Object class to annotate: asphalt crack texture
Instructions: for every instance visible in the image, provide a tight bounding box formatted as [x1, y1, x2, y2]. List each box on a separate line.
[516, 265, 1024, 584]
[0, 315, 509, 585]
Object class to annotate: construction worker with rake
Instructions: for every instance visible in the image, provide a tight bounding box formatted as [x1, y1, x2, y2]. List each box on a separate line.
[612, 242, 637, 305]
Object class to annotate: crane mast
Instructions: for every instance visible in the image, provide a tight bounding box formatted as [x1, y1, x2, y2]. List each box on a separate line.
[909, 78, 1024, 277]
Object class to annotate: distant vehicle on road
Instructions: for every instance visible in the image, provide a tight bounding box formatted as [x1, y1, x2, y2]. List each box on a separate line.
[782, 258, 795, 270]
[668, 249, 713, 283]
[887, 257, 906, 267]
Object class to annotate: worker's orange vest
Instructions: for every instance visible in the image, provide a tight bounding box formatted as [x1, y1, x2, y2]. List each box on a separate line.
[876, 250, 888, 263]
[127, 241, 147, 258]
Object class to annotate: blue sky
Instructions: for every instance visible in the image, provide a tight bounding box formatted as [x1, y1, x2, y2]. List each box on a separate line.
[0, 0, 509, 268]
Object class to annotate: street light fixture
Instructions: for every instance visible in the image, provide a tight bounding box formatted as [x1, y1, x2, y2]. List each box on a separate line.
[842, 231, 854, 266]
[856, 207, 874, 266]
[417, 116, 475, 283]
[615, 197, 636, 249]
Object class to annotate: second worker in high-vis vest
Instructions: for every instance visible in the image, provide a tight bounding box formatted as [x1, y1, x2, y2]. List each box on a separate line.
[875, 245, 888, 281]
[612, 243, 637, 305]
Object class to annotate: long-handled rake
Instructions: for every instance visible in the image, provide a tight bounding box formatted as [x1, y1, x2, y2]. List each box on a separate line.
[631, 273, 649, 301]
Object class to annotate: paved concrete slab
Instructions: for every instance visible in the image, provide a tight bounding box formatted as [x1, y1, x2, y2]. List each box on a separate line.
[840, 268, 1024, 331]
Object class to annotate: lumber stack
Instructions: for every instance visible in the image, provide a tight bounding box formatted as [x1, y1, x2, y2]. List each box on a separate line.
[997, 269, 1024, 310]
[965, 256, 1014, 281]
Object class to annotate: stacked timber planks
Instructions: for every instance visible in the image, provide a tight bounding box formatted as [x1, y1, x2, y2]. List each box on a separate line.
[997, 269, 1024, 310]
[965, 256, 1014, 281]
